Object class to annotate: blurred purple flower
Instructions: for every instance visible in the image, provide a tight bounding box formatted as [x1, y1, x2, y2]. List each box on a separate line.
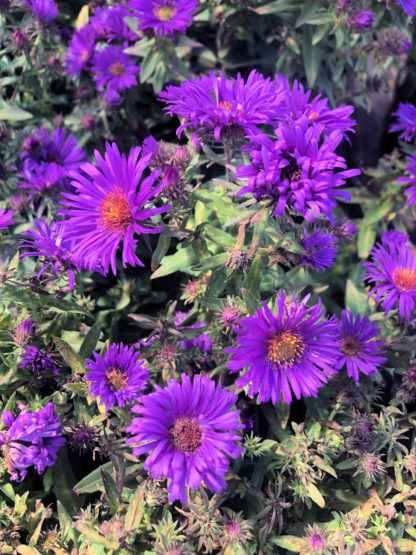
[0, 209, 15, 230]
[398, 153, 416, 206]
[0, 403, 65, 481]
[86, 343, 149, 412]
[126, 373, 243, 504]
[235, 117, 360, 222]
[19, 345, 58, 376]
[24, 0, 58, 23]
[398, 0, 416, 16]
[60, 142, 170, 275]
[300, 229, 338, 272]
[364, 238, 416, 320]
[381, 229, 409, 247]
[91, 45, 139, 99]
[64, 24, 96, 78]
[19, 163, 67, 197]
[91, 4, 137, 42]
[226, 293, 339, 405]
[335, 310, 387, 385]
[159, 70, 287, 144]
[129, 0, 198, 39]
[14, 319, 34, 347]
[348, 10, 376, 29]
[378, 27, 412, 56]
[389, 102, 416, 141]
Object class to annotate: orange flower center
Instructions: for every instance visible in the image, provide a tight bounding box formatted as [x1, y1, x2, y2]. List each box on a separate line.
[81, 49, 90, 62]
[340, 336, 361, 357]
[98, 187, 133, 233]
[154, 5, 176, 22]
[108, 61, 125, 76]
[218, 100, 233, 111]
[308, 111, 319, 119]
[392, 268, 416, 292]
[105, 367, 128, 391]
[170, 416, 203, 454]
[266, 331, 305, 365]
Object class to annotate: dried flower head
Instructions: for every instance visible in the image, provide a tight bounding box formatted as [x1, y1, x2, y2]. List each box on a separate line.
[13, 318, 34, 346]
[356, 452, 386, 482]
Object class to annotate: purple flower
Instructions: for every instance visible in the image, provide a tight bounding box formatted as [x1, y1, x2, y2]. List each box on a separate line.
[85, 343, 149, 412]
[91, 5, 137, 43]
[181, 332, 212, 354]
[14, 319, 34, 346]
[235, 117, 360, 222]
[159, 70, 287, 144]
[363, 237, 416, 320]
[333, 218, 357, 242]
[389, 103, 416, 141]
[381, 229, 409, 247]
[91, 45, 139, 100]
[378, 27, 412, 56]
[0, 209, 15, 230]
[335, 310, 387, 385]
[24, 0, 58, 23]
[19, 345, 58, 376]
[59, 142, 170, 275]
[273, 77, 355, 137]
[20, 126, 86, 178]
[0, 403, 65, 481]
[300, 229, 338, 272]
[348, 10, 376, 29]
[398, 153, 416, 206]
[226, 293, 339, 405]
[19, 164, 67, 197]
[20, 219, 101, 290]
[129, 0, 198, 39]
[64, 24, 96, 78]
[126, 373, 243, 504]
[398, 0, 416, 16]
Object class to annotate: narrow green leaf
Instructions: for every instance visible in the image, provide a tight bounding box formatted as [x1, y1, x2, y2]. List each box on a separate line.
[79, 321, 101, 358]
[151, 245, 197, 279]
[0, 102, 32, 122]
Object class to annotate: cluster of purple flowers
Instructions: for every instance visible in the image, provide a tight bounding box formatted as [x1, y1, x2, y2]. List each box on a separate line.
[64, 4, 139, 105]
[23, 0, 58, 25]
[19, 126, 86, 197]
[0, 403, 65, 481]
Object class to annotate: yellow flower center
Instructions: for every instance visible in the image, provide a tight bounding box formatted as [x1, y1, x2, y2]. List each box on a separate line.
[154, 5, 176, 22]
[392, 267, 416, 292]
[218, 100, 233, 111]
[108, 61, 125, 76]
[98, 187, 133, 233]
[266, 331, 305, 365]
[105, 367, 128, 391]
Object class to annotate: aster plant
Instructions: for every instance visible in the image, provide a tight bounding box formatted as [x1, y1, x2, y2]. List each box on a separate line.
[126, 373, 243, 503]
[129, 0, 198, 39]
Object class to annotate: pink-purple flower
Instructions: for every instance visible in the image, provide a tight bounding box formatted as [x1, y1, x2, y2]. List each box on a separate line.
[398, 153, 416, 206]
[59, 142, 170, 275]
[126, 373, 243, 504]
[0, 209, 15, 230]
[226, 293, 340, 405]
[63, 24, 96, 78]
[398, 0, 416, 16]
[19, 345, 58, 376]
[300, 229, 338, 272]
[389, 102, 416, 141]
[129, 0, 198, 39]
[24, 0, 58, 24]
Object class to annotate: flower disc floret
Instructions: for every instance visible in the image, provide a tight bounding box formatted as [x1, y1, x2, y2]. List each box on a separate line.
[126, 373, 243, 504]
[226, 293, 340, 404]
[59, 142, 170, 275]
[129, 0, 198, 39]
[0, 403, 65, 481]
[86, 343, 149, 411]
[363, 237, 416, 320]
[335, 310, 387, 385]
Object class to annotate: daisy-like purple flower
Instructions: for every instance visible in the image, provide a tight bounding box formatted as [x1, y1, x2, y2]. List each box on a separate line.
[20, 219, 102, 290]
[19, 164, 67, 197]
[235, 117, 360, 222]
[91, 5, 137, 43]
[0, 403, 65, 481]
[389, 102, 416, 141]
[398, 153, 416, 206]
[159, 70, 287, 144]
[85, 343, 149, 412]
[0, 209, 15, 230]
[64, 24, 96, 78]
[60, 143, 170, 275]
[24, 0, 58, 23]
[381, 229, 408, 247]
[363, 237, 416, 320]
[129, 0, 198, 39]
[226, 293, 340, 405]
[398, 0, 416, 16]
[335, 310, 387, 385]
[126, 373, 243, 504]
[273, 77, 355, 137]
[19, 345, 58, 376]
[348, 10, 376, 29]
[300, 229, 338, 272]
[91, 45, 139, 100]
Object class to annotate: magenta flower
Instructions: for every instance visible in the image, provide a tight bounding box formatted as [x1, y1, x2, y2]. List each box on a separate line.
[235, 117, 360, 222]
[64, 24, 96, 78]
[226, 293, 340, 405]
[19, 164, 67, 197]
[59, 142, 170, 275]
[398, 0, 416, 16]
[126, 373, 243, 504]
[389, 102, 416, 141]
[91, 4, 137, 43]
[363, 236, 416, 320]
[335, 310, 387, 385]
[0, 403, 65, 481]
[0, 209, 15, 230]
[19, 345, 58, 376]
[86, 343, 149, 412]
[91, 45, 139, 100]
[24, 0, 58, 23]
[129, 0, 198, 39]
[348, 10, 376, 30]
[300, 228, 338, 272]
[398, 153, 416, 206]
[159, 70, 287, 144]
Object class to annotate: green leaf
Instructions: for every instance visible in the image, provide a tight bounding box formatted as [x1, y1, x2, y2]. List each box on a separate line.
[243, 255, 262, 294]
[271, 535, 304, 551]
[302, 27, 322, 87]
[54, 338, 85, 374]
[52, 447, 82, 515]
[0, 101, 32, 122]
[191, 252, 228, 272]
[357, 224, 376, 258]
[124, 488, 145, 534]
[101, 469, 119, 513]
[140, 49, 162, 83]
[151, 245, 197, 279]
[345, 279, 370, 316]
[252, 0, 301, 15]
[151, 230, 172, 272]
[79, 321, 101, 358]
[306, 482, 325, 507]
[74, 524, 119, 550]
